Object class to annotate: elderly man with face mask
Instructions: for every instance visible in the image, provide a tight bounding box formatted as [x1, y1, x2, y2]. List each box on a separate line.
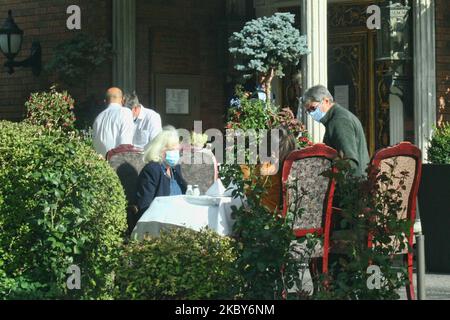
[302, 85, 370, 177]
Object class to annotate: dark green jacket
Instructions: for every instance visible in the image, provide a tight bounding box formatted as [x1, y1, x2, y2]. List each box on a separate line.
[320, 104, 370, 176]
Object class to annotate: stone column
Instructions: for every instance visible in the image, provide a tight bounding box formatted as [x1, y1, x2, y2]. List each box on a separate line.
[413, 0, 436, 161]
[389, 88, 405, 145]
[112, 0, 136, 93]
[300, 0, 327, 143]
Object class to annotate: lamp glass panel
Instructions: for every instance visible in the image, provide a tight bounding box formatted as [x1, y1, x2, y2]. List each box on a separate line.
[0, 34, 8, 55]
[9, 33, 23, 55]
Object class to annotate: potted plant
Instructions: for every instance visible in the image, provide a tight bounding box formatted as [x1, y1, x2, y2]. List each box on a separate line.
[419, 123, 450, 273]
[229, 13, 309, 108]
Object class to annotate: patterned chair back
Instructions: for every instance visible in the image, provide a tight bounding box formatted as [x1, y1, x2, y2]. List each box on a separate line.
[180, 146, 219, 194]
[282, 144, 338, 236]
[369, 142, 422, 252]
[107, 144, 145, 205]
[282, 144, 338, 271]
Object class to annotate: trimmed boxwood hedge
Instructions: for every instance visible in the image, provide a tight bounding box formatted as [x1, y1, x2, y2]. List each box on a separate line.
[114, 228, 243, 300]
[0, 121, 127, 299]
[428, 124, 450, 164]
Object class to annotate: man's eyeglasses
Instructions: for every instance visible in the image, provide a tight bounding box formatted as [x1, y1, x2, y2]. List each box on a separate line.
[306, 104, 320, 114]
[300, 97, 321, 113]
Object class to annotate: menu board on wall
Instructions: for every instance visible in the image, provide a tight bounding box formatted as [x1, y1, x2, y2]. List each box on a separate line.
[166, 89, 189, 115]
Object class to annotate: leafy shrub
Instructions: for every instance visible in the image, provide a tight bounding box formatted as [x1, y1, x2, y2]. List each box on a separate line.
[25, 86, 76, 132]
[0, 121, 127, 299]
[230, 170, 316, 300]
[428, 124, 450, 164]
[221, 92, 315, 299]
[226, 88, 310, 148]
[226, 88, 276, 131]
[317, 158, 410, 300]
[45, 34, 112, 87]
[114, 228, 242, 300]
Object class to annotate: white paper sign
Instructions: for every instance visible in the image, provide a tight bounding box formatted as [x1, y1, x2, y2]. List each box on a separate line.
[166, 89, 189, 114]
[334, 85, 349, 110]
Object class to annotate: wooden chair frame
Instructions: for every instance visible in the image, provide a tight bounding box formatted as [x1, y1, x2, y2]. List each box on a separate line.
[369, 142, 422, 300]
[282, 143, 338, 274]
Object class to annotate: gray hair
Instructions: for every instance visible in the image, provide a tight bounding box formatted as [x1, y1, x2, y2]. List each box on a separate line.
[301, 85, 334, 106]
[124, 92, 140, 110]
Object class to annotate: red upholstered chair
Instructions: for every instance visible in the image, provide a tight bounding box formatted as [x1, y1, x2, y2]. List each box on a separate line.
[368, 142, 422, 300]
[107, 144, 144, 161]
[282, 144, 338, 274]
[107, 144, 145, 234]
[330, 142, 422, 300]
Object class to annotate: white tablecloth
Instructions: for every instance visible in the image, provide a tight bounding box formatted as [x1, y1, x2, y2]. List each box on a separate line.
[131, 195, 242, 240]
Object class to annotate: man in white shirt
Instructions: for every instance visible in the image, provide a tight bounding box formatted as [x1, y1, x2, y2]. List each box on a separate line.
[124, 93, 163, 150]
[93, 87, 135, 157]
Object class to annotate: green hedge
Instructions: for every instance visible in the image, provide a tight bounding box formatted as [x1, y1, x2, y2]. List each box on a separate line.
[24, 86, 76, 132]
[428, 124, 450, 164]
[114, 228, 242, 300]
[0, 121, 127, 299]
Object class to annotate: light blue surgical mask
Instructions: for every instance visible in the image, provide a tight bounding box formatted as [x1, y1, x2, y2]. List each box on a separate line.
[165, 150, 180, 167]
[309, 103, 327, 122]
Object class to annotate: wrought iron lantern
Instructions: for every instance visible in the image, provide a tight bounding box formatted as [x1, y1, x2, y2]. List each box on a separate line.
[0, 10, 41, 76]
[376, 0, 412, 62]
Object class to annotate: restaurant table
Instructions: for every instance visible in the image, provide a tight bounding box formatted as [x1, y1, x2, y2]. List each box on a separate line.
[131, 195, 242, 240]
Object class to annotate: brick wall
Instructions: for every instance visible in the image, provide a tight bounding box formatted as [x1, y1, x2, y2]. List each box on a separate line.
[135, 0, 229, 131]
[0, 0, 248, 130]
[435, 0, 450, 123]
[0, 0, 112, 122]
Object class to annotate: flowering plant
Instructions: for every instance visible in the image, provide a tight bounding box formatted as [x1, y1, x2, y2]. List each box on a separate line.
[25, 86, 76, 132]
[273, 108, 312, 149]
[190, 132, 209, 149]
[226, 88, 311, 149]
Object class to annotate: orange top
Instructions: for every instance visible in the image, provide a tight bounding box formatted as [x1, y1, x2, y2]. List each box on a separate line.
[241, 163, 282, 213]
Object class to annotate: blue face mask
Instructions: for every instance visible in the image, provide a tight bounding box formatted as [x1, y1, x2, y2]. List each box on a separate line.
[165, 150, 180, 167]
[309, 103, 327, 122]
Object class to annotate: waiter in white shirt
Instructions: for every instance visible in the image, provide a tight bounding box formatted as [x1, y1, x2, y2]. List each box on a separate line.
[92, 87, 135, 157]
[124, 93, 163, 150]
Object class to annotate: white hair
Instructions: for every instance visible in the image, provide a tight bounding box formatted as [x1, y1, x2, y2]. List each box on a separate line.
[144, 126, 179, 163]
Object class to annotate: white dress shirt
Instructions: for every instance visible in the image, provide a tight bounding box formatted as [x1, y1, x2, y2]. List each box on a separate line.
[93, 103, 135, 157]
[133, 104, 162, 149]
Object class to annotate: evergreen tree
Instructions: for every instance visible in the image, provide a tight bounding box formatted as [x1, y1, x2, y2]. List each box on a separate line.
[229, 13, 310, 107]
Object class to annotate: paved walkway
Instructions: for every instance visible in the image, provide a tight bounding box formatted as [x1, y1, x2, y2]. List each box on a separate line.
[297, 270, 450, 300]
[398, 273, 450, 300]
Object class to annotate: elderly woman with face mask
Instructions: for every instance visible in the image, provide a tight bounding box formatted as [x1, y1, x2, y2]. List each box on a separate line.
[136, 126, 187, 220]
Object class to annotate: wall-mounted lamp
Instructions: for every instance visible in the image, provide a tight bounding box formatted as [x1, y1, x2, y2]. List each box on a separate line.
[0, 10, 41, 76]
[375, 1, 412, 99]
[376, 0, 412, 62]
